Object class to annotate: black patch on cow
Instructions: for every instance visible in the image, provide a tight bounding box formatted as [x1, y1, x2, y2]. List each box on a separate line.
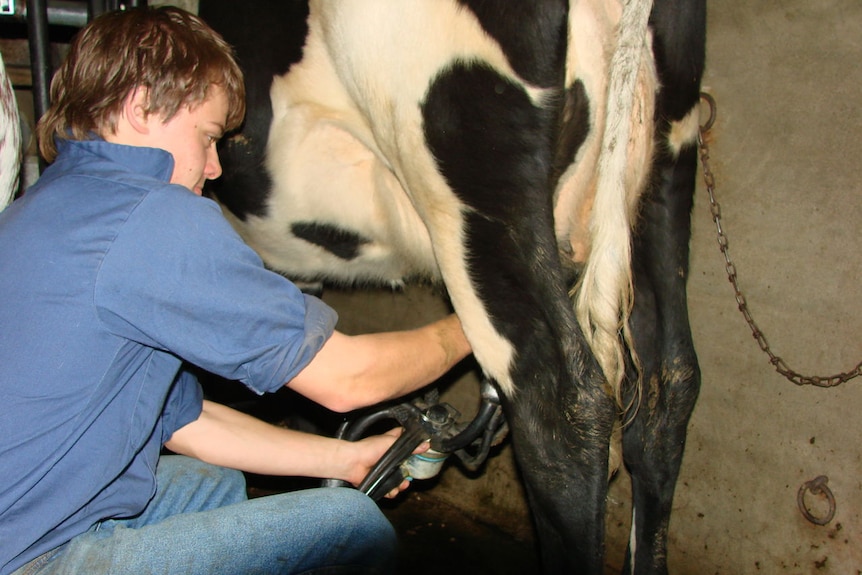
[551, 79, 590, 187]
[649, 0, 707, 123]
[290, 222, 370, 261]
[422, 61, 574, 351]
[207, 135, 274, 220]
[457, 0, 568, 88]
[199, 0, 312, 220]
[422, 62, 557, 219]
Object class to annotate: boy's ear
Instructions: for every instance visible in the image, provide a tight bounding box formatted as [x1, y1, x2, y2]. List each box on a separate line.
[123, 86, 152, 134]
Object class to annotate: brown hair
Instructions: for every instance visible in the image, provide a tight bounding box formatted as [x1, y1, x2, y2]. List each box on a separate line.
[36, 5, 245, 162]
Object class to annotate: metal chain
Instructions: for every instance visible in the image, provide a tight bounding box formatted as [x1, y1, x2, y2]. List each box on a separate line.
[696, 92, 861, 387]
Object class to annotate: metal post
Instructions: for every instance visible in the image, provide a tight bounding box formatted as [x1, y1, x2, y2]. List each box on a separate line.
[25, 0, 50, 125]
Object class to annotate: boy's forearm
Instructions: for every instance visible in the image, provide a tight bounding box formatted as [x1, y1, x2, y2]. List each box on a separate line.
[288, 314, 473, 412]
[350, 314, 471, 396]
[166, 400, 357, 480]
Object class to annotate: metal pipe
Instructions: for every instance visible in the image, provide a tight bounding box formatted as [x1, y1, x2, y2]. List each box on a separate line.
[16, 1, 89, 29]
[87, 0, 107, 20]
[25, 0, 50, 173]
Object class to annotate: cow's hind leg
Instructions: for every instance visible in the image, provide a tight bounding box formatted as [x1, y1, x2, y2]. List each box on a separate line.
[621, 1, 706, 573]
[623, 141, 701, 575]
[420, 61, 615, 574]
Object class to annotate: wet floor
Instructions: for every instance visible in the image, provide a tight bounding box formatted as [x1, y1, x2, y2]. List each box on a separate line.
[380, 489, 540, 575]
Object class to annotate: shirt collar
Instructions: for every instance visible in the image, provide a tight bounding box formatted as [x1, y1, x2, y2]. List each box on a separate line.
[55, 137, 175, 183]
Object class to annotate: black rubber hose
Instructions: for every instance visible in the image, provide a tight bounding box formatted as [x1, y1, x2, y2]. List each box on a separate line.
[357, 415, 431, 500]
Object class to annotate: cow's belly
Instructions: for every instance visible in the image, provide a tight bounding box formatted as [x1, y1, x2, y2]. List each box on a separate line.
[225, 0, 530, 289]
[222, 117, 439, 287]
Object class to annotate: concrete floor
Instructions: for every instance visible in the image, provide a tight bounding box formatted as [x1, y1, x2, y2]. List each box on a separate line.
[3, 0, 860, 573]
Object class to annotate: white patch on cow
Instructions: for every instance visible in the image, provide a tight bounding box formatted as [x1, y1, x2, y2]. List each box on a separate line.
[225, 8, 440, 286]
[314, 0, 548, 120]
[667, 103, 701, 156]
[0, 53, 21, 213]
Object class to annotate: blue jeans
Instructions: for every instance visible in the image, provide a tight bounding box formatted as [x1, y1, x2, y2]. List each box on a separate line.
[13, 455, 397, 575]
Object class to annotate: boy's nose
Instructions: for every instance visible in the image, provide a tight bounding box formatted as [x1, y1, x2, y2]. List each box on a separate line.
[206, 148, 223, 180]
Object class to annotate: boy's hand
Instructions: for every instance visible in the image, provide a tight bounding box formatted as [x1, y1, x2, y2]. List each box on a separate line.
[347, 428, 430, 499]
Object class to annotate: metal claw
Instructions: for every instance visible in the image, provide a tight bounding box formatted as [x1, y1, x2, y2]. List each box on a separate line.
[323, 379, 509, 500]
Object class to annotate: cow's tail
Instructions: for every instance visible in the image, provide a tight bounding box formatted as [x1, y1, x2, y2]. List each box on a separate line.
[574, 0, 656, 410]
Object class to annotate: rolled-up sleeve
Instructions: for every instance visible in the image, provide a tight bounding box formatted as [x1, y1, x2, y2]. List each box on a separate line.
[161, 369, 204, 443]
[96, 189, 339, 396]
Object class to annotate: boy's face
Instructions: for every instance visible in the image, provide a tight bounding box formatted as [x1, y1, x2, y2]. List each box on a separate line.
[146, 86, 229, 195]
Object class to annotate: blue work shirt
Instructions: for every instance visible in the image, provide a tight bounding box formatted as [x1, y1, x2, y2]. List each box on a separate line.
[0, 138, 338, 575]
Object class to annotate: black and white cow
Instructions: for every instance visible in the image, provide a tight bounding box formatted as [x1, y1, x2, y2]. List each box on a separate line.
[199, 1, 705, 573]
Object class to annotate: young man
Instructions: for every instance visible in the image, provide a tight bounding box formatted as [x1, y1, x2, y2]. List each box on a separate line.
[0, 6, 471, 575]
